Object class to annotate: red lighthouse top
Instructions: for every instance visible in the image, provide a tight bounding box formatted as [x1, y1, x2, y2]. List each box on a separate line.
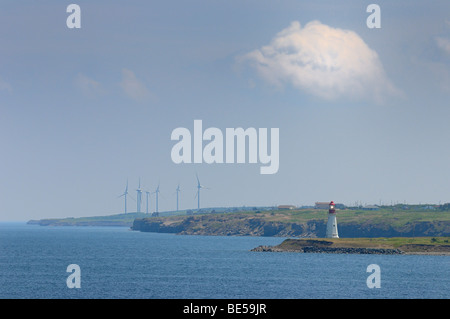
[329, 201, 336, 214]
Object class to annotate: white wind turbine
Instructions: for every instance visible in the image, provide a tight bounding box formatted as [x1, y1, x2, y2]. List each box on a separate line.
[118, 179, 129, 214]
[175, 184, 181, 211]
[195, 174, 209, 210]
[145, 190, 151, 214]
[136, 178, 143, 213]
[152, 183, 160, 213]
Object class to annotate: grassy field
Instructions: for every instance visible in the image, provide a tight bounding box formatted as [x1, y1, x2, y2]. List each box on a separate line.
[28, 212, 151, 226]
[250, 208, 450, 227]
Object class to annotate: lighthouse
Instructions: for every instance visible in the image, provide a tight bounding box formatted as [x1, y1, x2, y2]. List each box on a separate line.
[326, 201, 339, 238]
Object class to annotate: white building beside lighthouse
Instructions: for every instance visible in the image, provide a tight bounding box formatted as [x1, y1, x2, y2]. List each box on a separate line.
[326, 201, 339, 238]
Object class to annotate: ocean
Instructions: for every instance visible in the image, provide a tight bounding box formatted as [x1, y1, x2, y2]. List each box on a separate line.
[0, 222, 449, 299]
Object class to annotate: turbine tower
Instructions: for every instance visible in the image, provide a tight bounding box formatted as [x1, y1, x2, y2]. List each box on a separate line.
[195, 174, 209, 210]
[153, 184, 160, 213]
[326, 201, 339, 238]
[136, 178, 143, 213]
[118, 179, 129, 214]
[145, 190, 150, 214]
[175, 184, 181, 211]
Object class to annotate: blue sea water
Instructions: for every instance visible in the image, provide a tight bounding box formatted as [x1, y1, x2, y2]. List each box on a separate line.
[0, 222, 449, 299]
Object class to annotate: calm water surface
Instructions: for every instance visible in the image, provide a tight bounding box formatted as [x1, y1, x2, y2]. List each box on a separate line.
[0, 223, 448, 299]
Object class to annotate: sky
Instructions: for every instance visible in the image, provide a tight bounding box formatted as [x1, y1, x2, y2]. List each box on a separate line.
[1, 1, 450, 221]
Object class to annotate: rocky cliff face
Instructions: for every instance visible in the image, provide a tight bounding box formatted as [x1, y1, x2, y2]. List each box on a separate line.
[132, 214, 450, 238]
[132, 215, 316, 237]
[337, 221, 450, 237]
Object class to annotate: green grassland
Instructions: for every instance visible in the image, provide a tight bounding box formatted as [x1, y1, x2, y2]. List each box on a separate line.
[27, 212, 151, 226]
[255, 208, 450, 226]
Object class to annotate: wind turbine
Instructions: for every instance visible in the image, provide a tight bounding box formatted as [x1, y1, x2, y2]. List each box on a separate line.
[153, 183, 160, 213]
[118, 179, 129, 214]
[136, 178, 143, 213]
[195, 174, 209, 210]
[145, 190, 151, 214]
[175, 184, 181, 211]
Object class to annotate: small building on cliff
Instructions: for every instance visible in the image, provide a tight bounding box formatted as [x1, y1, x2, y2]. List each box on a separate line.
[278, 205, 297, 210]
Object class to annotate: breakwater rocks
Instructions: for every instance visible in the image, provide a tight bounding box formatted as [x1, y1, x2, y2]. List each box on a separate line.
[251, 245, 404, 255]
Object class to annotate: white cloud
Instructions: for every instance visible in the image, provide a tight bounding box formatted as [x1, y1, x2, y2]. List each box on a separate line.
[75, 73, 103, 96]
[119, 68, 151, 102]
[0, 77, 12, 93]
[431, 22, 450, 92]
[240, 21, 400, 102]
[436, 37, 450, 55]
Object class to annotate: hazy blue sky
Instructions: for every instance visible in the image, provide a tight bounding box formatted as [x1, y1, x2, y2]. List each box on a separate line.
[1, 1, 450, 221]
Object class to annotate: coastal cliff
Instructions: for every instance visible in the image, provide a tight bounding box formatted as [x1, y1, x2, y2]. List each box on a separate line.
[131, 212, 450, 238]
[29, 207, 450, 239]
[131, 214, 317, 237]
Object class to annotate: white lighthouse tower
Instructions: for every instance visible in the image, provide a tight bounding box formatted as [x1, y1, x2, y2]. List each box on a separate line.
[326, 201, 339, 238]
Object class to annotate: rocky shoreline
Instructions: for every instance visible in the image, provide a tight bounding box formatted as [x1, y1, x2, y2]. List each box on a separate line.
[250, 237, 450, 255]
[251, 245, 404, 255]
